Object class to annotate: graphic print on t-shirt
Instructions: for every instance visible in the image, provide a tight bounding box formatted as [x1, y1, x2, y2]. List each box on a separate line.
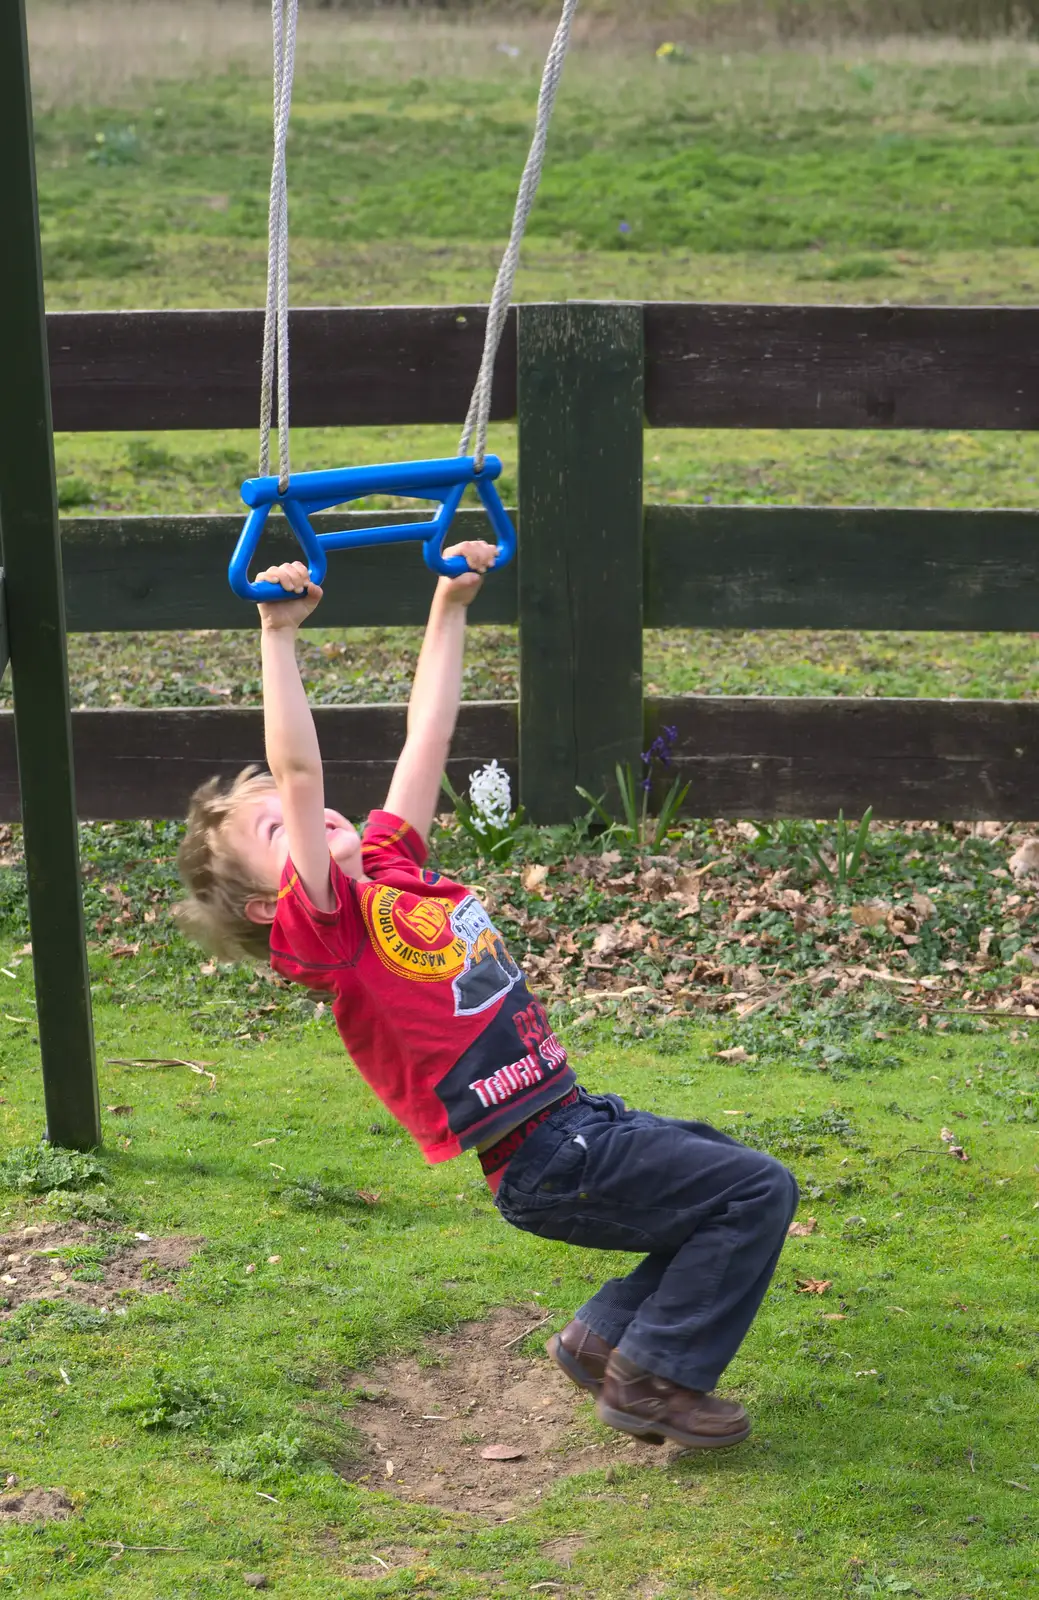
[448, 896, 521, 1017]
[361, 886, 520, 1017]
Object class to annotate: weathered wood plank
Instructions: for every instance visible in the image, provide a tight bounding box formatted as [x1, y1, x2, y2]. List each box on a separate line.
[645, 505, 1039, 631]
[48, 303, 1039, 434]
[645, 304, 1039, 430]
[3, 695, 1036, 824]
[0, 569, 8, 683]
[518, 304, 645, 823]
[48, 307, 517, 432]
[645, 696, 1039, 821]
[0, 702, 517, 822]
[59, 503, 1039, 635]
[60, 510, 518, 632]
[2, 0, 99, 1149]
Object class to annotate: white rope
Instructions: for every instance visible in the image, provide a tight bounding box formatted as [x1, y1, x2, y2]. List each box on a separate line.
[258, 0, 298, 491]
[459, 0, 579, 471]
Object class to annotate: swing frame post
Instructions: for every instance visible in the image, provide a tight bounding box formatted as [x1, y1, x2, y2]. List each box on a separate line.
[0, 0, 100, 1150]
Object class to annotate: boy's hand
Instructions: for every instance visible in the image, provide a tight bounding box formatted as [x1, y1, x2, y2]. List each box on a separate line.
[437, 540, 498, 605]
[256, 561, 323, 631]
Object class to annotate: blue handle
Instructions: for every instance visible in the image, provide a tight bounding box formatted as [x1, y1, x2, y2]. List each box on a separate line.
[229, 455, 516, 602]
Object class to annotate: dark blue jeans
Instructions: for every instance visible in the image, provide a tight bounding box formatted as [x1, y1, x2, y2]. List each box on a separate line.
[494, 1088, 799, 1392]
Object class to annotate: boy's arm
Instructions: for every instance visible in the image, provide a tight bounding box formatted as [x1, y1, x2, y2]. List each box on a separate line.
[384, 539, 497, 842]
[257, 561, 335, 911]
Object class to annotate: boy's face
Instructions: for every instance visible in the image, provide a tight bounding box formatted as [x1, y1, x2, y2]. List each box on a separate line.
[227, 789, 363, 893]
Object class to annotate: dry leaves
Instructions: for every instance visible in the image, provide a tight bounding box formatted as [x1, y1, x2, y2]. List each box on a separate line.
[521, 864, 550, 896]
[787, 1217, 818, 1237]
[851, 901, 889, 928]
[795, 1278, 833, 1295]
[480, 1444, 525, 1461]
[716, 1046, 753, 1064]
[1009, 838, 1039, 879]
[939, 1127, 969, 1162]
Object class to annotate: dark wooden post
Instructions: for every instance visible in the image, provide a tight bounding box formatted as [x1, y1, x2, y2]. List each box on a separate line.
[0, 0, 99, 1149]
[517, 303, 645, 823]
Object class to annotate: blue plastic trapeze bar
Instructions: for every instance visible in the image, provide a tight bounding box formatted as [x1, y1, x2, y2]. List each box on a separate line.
[228, 455, 516, 603]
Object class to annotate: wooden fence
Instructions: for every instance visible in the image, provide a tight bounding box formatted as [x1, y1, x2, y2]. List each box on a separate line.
[3, 300, 1039, 826]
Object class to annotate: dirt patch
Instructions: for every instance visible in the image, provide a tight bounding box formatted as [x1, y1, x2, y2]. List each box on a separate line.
[0, 1488, 75, 1524]
[344, 1305, 665, 1517]
[0, 1223, 203, 1316]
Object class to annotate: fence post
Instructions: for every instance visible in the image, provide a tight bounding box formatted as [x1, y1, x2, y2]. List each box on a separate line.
[517, 303, 645, 823]
[0, 0, 99, 1150]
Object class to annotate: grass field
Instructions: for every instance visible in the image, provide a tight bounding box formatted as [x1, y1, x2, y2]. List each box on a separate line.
[12, 10, 1039, 712]
[3, 10, 1039, 1597]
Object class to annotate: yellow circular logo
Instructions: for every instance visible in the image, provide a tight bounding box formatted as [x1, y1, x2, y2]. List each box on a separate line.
[361, 885, 468, 983]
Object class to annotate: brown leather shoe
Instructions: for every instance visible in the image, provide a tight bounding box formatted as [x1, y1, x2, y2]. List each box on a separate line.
[596, 1351, 751, 1450]
[546, 1319, 613, 1394]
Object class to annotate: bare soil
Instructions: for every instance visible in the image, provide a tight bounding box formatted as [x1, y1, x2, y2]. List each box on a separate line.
[0, 1223, 203, 1316]
[0, 1488, 75, 1524]
[344, 1304, 668, 1517]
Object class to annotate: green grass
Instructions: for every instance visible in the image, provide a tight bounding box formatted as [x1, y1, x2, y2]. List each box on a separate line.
[25, 31, 1039, 714]
[2, 964, 1038, 1597]
[4, 807, 1039, 1595]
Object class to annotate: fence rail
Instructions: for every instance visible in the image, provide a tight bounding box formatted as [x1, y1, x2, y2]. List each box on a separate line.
[54, 504, 1039, 634]
[3, 695, 1038, 824]
[8, 298, 1039, 834]
[48, 304, 1039, 433]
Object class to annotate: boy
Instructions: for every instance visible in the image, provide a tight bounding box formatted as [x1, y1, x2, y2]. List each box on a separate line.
[177, 544, 798, 1450]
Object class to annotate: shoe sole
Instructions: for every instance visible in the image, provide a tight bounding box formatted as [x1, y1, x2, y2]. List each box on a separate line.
[596, 1400, 751, 1451]
[547, 1336, 666, 1445]
[546, 1332, 604, 1395]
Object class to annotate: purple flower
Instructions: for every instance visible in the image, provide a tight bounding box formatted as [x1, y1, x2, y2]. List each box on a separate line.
[641, 725, 679, 780]
[618, 221, 631, 235]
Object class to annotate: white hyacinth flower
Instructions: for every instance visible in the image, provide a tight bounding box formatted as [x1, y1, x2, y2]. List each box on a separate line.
[468, 759, 512, 835]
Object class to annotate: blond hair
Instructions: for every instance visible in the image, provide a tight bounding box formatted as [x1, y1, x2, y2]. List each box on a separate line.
[174, 767, 277, 963]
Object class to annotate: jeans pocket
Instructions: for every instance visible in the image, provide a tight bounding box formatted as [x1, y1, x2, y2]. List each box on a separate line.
[496, 1130, 589, 1211]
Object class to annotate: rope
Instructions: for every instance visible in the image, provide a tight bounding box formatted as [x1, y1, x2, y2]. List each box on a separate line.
[258, 0, 298, 492]
[459, 0, 579, 471]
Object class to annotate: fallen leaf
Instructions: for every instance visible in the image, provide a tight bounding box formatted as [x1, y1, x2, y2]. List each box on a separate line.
[384, 1460, 394, 1478]
[715, 1046, 752, 1064]
[521, 864, 550, 895]
[910, 892, 938, 919]
[787, 1217, 818, 1237]
[821, 1313, 846, 1321]
[480, 1444, 525, 1461]
[243, 1573, 269, 1589]
[1009, 839, 1039, 879]
[855, 1369, 879, 1377]
[105, 1105, 133, 1116]
[267, 1255, 281, 1264]
[245, 1263, 256, 1275]
[940, 1126, 956, 1143]
[356, 1190, 382, 1205]
[948, 1145, 969, 1162]
[109, 942, 140, 958]
[850, 901, 890, 928]
[795, 1279, 833, 1295]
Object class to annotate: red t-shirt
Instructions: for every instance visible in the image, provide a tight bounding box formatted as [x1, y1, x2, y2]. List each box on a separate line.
[268, 810, 575, 1165]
